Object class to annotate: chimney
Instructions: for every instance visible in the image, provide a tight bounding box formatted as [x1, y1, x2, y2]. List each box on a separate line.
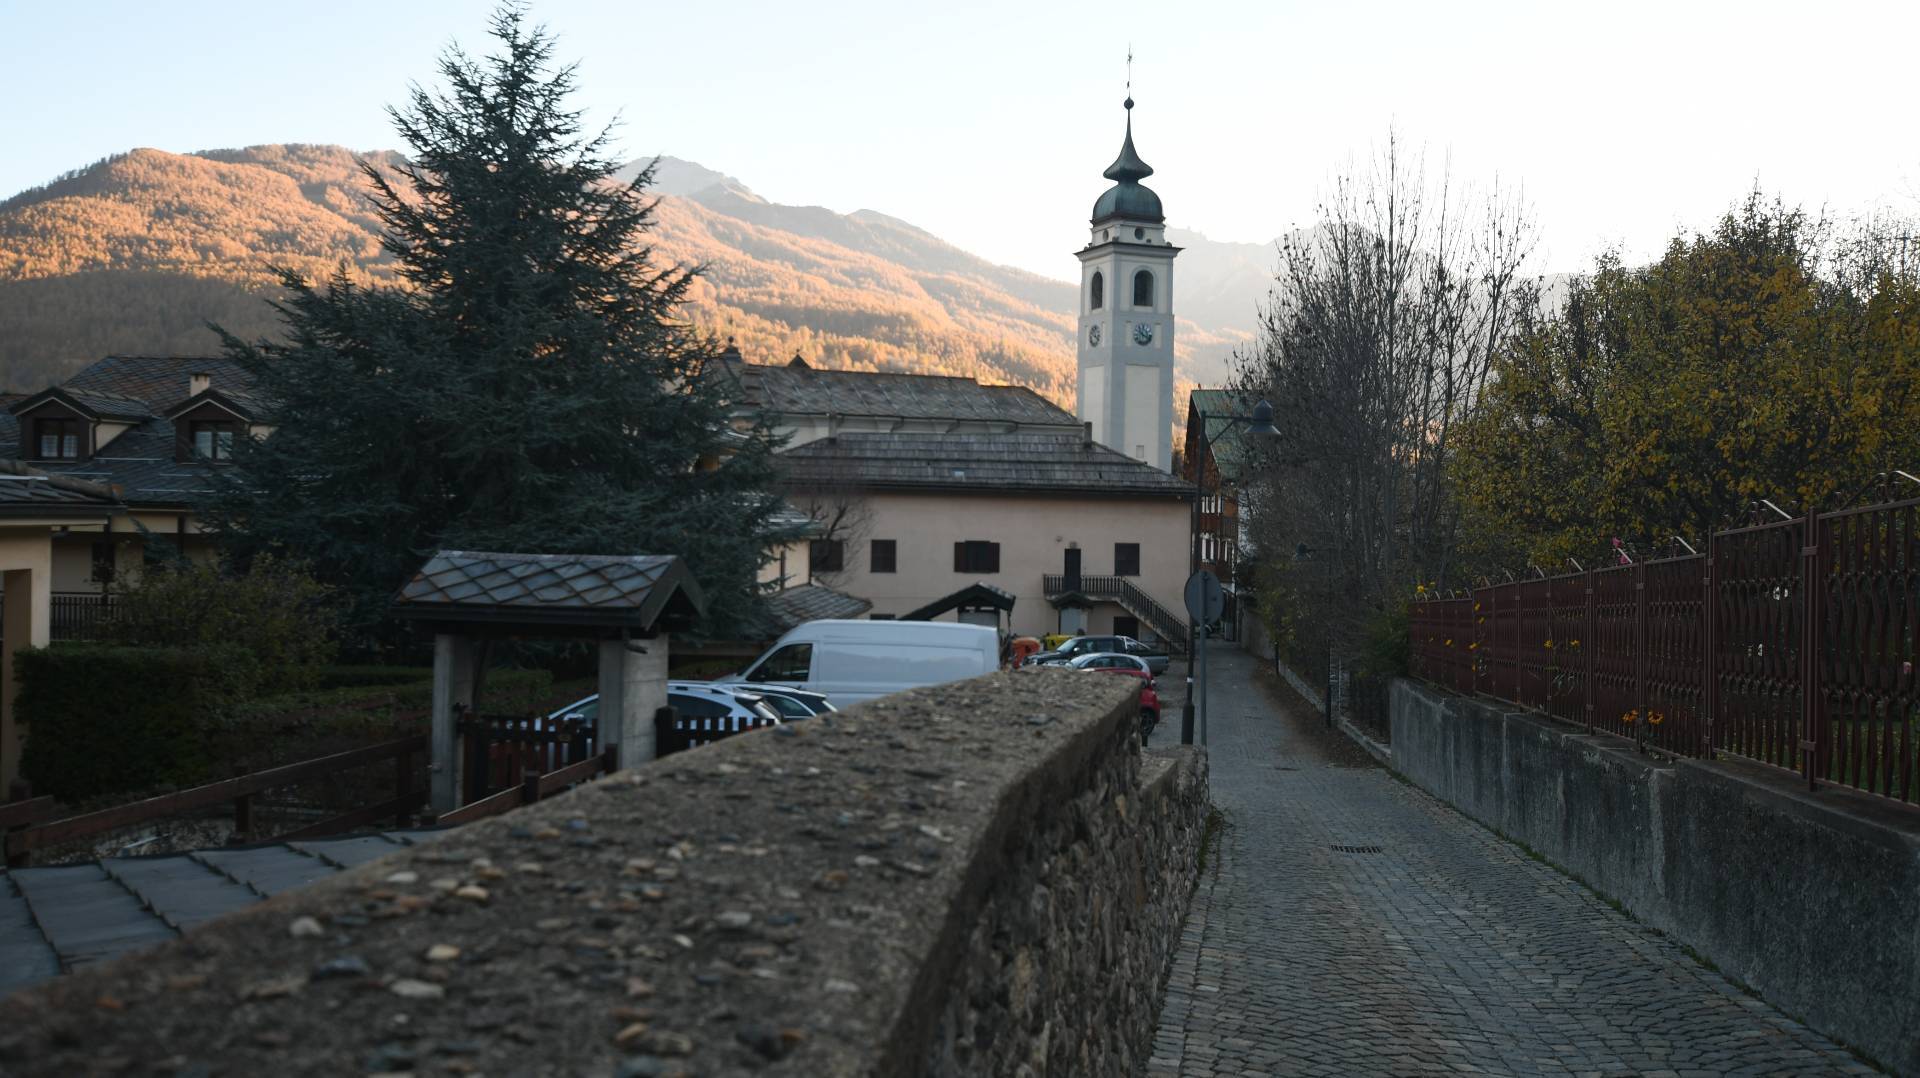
[189, 371, 212, 397]
[1083, 420, 1093, 448]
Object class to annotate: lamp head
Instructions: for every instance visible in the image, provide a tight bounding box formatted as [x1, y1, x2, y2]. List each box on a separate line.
[1247, 399, 1278, 437]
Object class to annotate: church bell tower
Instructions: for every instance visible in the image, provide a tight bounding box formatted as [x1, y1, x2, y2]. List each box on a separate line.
[1076, 93, 1179, 472]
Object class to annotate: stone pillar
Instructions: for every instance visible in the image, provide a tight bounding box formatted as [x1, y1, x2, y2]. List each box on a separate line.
[429, 633, 477, 813]
[0, 539, 52, 795]
[597, 634, 668, 766]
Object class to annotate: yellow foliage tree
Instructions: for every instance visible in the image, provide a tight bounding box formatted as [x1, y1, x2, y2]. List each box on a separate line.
[1455, 194, 1920, 568]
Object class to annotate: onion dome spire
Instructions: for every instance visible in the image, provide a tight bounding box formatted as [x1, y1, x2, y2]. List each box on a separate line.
[1103, 97, 1154, 184]
[1091, 95, 1164, 225]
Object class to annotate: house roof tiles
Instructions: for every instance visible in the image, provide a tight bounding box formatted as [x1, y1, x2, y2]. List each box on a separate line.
[0, 831, 444, 997]
[0, 462, 119, 516]
[760, 583, 872, 635]
[0, 356, 260, 509]
[1188, 388, 1262, 483]
[718, 354, 1078, 428]
[777, 432, 1193, 498]
[64, 356, 252, 414]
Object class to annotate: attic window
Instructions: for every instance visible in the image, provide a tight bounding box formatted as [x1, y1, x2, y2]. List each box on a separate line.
[36, 419, 81, 460]
[191, 420, 237, 462]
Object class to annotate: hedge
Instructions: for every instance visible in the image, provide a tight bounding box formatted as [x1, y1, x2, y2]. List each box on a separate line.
[233, 668, 555, 724]
[16, 645, 253, 802]
[316, 665, 434, 690]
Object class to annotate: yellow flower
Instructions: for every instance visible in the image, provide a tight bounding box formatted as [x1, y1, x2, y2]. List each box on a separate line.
[1648, 711, 1665, 726]
[1468, 642, 1479, 650]
[1543, 639, 1554, 649]
[1445, 638, 1454, 647]
[1569, 639, 1581, 648]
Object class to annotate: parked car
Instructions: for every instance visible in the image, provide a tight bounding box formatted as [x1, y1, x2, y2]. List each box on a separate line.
[1031, 635, 1170, 674]
[720, 619, 1000, 707]
[546, 682, 785, 730]
[1064, 652, 1155, 676]
[1060, 654, 1161, 743]
[713, 682, 836, 719]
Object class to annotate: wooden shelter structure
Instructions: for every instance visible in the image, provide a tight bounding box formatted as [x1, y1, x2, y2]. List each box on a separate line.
[391, 550, 705, 814]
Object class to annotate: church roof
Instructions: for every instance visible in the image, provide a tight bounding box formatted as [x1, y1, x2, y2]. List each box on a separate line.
[1092, 98, 1164, 225]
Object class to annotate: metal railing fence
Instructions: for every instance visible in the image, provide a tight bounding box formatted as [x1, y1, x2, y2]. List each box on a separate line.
[1410, 496, 1920, 804]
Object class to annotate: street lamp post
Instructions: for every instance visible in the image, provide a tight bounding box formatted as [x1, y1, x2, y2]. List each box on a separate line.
[1296, 543, 1334, 730]
[1182, 398, 1278, 745]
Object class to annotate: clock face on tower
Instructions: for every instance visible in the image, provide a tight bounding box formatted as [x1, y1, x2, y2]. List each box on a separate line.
[1087, 324, 1101, 346]
[1133, 322, 1155, 346]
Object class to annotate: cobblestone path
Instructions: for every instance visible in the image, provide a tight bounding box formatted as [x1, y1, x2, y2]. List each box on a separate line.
[1144, 646, 1873, 1077]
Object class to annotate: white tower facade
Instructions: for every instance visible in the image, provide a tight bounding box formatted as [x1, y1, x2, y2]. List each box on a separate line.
[1076, 96, 1179, 472]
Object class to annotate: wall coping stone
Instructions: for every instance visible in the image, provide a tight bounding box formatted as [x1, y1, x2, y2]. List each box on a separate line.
[0, 669, 1151, 1077]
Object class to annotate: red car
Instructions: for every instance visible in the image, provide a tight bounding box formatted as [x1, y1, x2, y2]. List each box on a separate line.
[1072, 653, 1159, 742]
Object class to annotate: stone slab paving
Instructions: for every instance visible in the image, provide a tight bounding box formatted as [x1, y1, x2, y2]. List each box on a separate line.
[1145, 646, 1877, 1077]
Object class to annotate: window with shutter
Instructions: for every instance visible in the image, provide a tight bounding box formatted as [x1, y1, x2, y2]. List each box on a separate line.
[953, 540, 1000, 573]
[1114, 542, 1141, 576]
[870, 539, 897, 573]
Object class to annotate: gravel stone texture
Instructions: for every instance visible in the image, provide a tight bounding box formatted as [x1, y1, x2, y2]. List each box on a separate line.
[1145, 645, 1879, 1078]
[0, 668, 1207, 1078]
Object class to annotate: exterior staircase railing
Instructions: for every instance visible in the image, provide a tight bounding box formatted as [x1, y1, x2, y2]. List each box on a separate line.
[1042, 573, 1188, 653]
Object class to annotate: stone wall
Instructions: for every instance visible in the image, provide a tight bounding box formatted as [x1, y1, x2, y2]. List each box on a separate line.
[1392, 679, 1920, 1076]
[924, 743, 1206, 1076]
[0, 669, 1207, 1077]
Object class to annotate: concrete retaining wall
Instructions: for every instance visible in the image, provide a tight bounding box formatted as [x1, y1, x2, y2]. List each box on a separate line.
[1392, 679, 1920, 1075]
[0, 669, 1207, 1077]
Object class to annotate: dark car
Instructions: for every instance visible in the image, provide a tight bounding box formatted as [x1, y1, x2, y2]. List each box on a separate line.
[1031, 634, 1170, 675]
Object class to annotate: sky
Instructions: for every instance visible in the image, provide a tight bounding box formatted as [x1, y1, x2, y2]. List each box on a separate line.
[2, 0, 1916, 281]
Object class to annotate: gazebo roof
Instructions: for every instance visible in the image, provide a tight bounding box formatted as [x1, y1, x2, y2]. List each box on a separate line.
[902, 581, 1017, 622]
[392, 550, 706, 634]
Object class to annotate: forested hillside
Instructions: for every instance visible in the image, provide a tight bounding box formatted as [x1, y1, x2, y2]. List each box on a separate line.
[0, 144, 1259, 403]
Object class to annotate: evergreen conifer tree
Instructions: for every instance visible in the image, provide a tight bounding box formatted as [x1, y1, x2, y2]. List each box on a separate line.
[205, 8, 793, 638]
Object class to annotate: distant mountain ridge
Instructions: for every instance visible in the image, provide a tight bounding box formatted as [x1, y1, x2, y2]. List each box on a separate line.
[0, 144, 1268, 401]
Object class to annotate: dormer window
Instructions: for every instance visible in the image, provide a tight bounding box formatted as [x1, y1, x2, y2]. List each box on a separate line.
[36, 418, 81, 460]
[190, 420, 237, 461]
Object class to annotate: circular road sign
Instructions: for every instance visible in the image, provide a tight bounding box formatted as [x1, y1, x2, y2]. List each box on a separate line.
[1184, 569, 1224, 623]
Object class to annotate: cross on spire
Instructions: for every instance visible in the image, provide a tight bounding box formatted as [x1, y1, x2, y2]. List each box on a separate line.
[1125, 46, 1134, 109]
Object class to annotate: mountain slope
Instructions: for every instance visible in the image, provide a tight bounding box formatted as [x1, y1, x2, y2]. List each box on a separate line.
[0, 145, 1261, 402]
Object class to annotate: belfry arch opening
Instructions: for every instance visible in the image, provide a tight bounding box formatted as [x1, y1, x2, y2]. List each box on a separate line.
[1133, 269, 1154, 308]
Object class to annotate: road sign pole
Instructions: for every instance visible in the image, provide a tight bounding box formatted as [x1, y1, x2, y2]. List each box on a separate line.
[1198, 621, 1209, 746]
[1184, 570, 1224, 750]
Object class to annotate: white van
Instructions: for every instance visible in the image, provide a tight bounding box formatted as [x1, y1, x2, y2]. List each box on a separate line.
[722, 619, 1000, 707]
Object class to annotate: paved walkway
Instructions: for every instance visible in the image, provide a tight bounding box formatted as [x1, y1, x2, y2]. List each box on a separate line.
[1145, 646, 1874, 1077]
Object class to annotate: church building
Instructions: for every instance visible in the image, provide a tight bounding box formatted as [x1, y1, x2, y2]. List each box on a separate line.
[744, 93, 1195, 647]
[1076, 95, 1179, 473]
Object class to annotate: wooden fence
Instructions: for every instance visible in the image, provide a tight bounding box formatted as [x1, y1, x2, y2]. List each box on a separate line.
[3, 735, 428, 866]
